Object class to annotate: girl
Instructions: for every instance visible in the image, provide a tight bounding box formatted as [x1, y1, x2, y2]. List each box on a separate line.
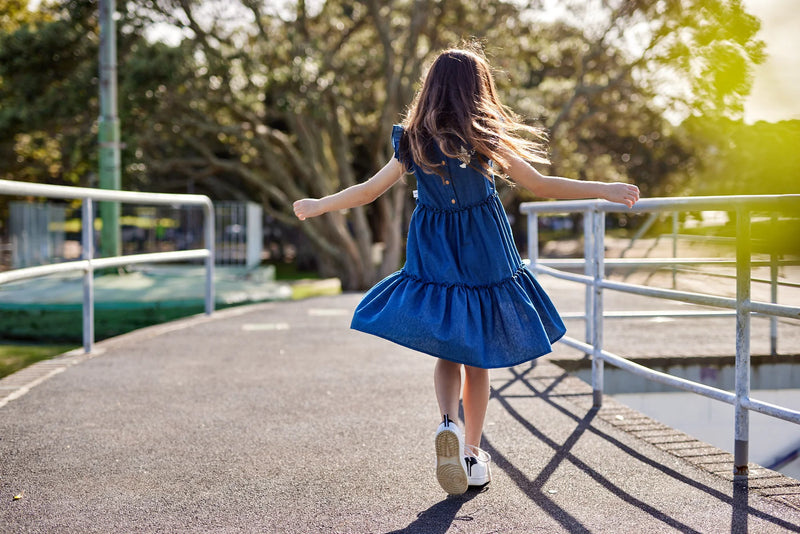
[293, 46, 639, 496]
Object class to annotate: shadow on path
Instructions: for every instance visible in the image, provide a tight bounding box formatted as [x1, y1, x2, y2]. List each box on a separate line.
[489, 362, 800, 533]
[385, 489, 484, 534]
[732, 477, 749, 534]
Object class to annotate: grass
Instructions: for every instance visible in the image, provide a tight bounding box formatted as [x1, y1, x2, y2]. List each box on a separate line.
[0, 343, 78, 380]
[290, 278, 342, 300]
[269, 261, 322, 281]
[268, 261, 343, 299]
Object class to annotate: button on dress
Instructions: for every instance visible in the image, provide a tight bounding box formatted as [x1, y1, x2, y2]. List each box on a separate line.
[351, 125, 566, 369]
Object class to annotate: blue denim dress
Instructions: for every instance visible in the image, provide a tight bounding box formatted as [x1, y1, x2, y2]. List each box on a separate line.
[351, 125, 566, 369]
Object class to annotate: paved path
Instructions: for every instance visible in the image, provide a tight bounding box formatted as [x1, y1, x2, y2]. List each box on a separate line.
[1, 284, 800, 532]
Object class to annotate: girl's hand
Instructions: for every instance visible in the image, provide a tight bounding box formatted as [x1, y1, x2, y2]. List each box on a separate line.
[603, 183, 640, 208]
[293, 198, 323, 221]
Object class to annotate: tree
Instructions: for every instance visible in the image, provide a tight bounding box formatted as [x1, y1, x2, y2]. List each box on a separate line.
[0, 0, 187, 190]
[680, 118, 800, 196]
[1, 0, 766, 288]
[125, 0, 763, 288]
[130, 0, 533, 288]
[0, 0, 98, 187]
[499, 0, 763, 195]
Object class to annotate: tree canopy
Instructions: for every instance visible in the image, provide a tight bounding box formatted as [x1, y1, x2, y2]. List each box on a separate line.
[2, 0, 789, 289]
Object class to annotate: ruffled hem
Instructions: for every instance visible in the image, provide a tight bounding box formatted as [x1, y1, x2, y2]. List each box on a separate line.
[401, 264, 528, 291]
[350, 267, 566, 369]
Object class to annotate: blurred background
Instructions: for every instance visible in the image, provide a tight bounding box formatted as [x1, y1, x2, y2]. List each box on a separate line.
[0, 0, 797, 291]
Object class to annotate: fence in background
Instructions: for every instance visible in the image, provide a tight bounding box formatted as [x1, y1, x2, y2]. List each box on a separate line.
[9, 202, 67, 268]
[215, 201, 263, 268]
[0, 179, 215, 353]
[5, 201, 260, 269]
[521, 194, 800, 476]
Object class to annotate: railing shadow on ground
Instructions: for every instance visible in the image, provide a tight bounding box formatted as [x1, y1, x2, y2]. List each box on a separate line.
[482, 362, 799, 533]
[384, 490, 483, 534]
[732, 477, 750, 534]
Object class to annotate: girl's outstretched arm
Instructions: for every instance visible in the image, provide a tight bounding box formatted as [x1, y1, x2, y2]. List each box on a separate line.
[293, 158, 405, 220]
[505, 154, 640, 208]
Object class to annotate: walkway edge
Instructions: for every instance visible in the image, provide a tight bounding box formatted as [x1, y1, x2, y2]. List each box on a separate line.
[0, 302, 277, 409]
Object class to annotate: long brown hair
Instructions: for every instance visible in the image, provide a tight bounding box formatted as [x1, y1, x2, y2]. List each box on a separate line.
[400, 45, 549, 180]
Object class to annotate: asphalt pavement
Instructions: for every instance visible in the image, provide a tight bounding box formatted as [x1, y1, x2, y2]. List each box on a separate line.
[1, 283, 800, 533]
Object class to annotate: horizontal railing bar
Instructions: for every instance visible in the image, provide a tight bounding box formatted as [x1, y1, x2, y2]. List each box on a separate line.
[747, 300, 800, 320]
[600, 348, 737, 404]
[0, 261, 88, 284]
[0, 179, 212, 207]
[528, 264, 593, 284]
[538, 258, 800, 268]
[559, 310, 737, 319]
[557, 336, 594, 354]
[0, 250, 209, 285]
[741, 397, 800, 425]
[560, 311, 785, 320]
[534, 263, 800, 319]
[90, 250, 210, 269]
[526, 194, 800, 472]
[673, 234, 737, 243]
[1, 180, 216, 355]
[557, 335, 737, 404]
[521, 194, 800, 214]
[559, 335, 800, 424]
[674, 268, 800, 289]
[600, 279, 800, 319]
[598, 279, 738, 308]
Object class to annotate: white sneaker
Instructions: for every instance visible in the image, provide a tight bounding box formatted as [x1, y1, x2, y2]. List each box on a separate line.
[465, 445, 492, 487]
[434, 415, 468, 495]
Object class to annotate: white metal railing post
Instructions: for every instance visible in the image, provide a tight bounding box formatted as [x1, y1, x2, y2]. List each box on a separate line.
[528, 212, 539, 266]
[734, 207, 752, 476]
[591, 207, 606, 407]
[81, 198, 95, 353]
[770, 213, 778, 356]
[203, 200, 215, 315]
[583, 210, 595, 348]
[671, 211, 679, 288]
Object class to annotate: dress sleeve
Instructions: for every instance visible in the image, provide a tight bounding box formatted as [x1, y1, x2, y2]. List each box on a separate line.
[391, 124, 405, 163]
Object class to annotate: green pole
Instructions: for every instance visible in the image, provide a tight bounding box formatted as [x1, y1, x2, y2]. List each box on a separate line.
[98, 0, 120, 257]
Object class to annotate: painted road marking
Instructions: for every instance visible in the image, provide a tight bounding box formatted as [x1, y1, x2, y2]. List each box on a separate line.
[241, 323, 290, 331]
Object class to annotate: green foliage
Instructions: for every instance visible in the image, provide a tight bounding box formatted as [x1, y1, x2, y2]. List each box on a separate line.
[0, 0, 771, 288]
[0, 0, 188, 189]
[0, 0, 99, 186]
[499, 0, 764, 199]
[0, 0, 56, 32]
[680, 118, 800, 196]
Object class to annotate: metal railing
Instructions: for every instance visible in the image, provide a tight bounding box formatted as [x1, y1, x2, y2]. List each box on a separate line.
[0, 179, 215, 353]
[521, 194, 800, 476]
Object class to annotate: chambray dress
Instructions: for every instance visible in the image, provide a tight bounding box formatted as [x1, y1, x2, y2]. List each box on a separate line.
[350, 125, 566, 369]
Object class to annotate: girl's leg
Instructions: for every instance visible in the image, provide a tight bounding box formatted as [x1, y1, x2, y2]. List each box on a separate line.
[462, 365, 490, 448]
[433, 359, 468, 495]
[434, 358, 462, 421]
